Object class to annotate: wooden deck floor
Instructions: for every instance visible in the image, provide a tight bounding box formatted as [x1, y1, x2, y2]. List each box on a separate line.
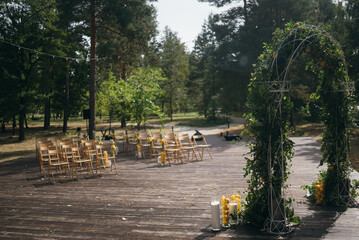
[1, 136, 359, 239]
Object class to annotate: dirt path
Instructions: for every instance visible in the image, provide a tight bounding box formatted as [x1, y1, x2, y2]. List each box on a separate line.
[152, 117, 245, 137]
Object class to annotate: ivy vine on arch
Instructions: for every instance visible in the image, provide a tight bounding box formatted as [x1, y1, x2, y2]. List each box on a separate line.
[244, 22, 355, 234]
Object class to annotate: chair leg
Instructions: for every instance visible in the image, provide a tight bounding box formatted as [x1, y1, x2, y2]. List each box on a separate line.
[112, 158, 118, 175]
[72, 162, 75, 178]
[206, 146, 213, 159]
[196, 148, 203, 161]
[48, 165, 51, 182]
[90, 162, 94, 175]
[192, 148, 198, 161]
[165, 152, 171, 166]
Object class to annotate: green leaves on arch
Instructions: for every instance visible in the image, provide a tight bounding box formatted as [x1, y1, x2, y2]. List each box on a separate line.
[243, 22, 355, 230]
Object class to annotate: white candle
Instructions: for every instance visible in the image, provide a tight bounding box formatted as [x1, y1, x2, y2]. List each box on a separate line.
[306, 189, 311, 197]
[228, 202, 238, 225]
[211, 201, 221, 231]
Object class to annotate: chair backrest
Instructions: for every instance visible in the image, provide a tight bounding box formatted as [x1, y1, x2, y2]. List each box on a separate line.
[84, 142, 97, 155]
[150, 131, 161, 139]
[178, 133, 191, 142]
[126, 131, 136, 137]
[192, 134, 207, 145]
[38, 142, 54, 149]
[177, 134, 186, 141]
[95, 144, 105, 157]
[62, 144, 76, 160]
[39, 146, 56, 160]
[164, 133, 178, 148]
[115, 131, 125, 140]
[72, 147, 88, 160]
[84, 142, 96, 148]
[165, 131, 176, 138]
[138, 132, 149, 143]
[138, 132, 149, 140]
[36, 139, 52, 146]
[48, 149, 62, 163]
[58, 141, 72, 149]
[164, 132, 177, 141]
[71, 137, 82, 146]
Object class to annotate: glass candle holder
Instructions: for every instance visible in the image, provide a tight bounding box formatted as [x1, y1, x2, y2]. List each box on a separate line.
[210, 196, 221, 231]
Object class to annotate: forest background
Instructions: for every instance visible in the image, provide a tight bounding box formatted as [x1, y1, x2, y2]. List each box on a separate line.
[1, 0, 359, 141]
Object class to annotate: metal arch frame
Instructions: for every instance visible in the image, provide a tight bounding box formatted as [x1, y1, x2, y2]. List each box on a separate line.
[257, 24, 354, 234]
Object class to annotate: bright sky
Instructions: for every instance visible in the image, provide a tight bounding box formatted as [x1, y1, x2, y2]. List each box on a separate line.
[152, 0, 227, 51]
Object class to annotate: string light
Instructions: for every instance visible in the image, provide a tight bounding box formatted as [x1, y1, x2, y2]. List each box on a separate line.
[0, 39, 109, 61]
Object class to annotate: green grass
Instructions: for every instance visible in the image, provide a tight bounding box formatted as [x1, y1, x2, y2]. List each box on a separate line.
[147, 112, 227, 128]
[0, 112, 228, 163]
[26, 114, 112, 126]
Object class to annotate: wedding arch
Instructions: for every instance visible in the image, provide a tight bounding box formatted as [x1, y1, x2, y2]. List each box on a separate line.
[243, 22, 355, 234]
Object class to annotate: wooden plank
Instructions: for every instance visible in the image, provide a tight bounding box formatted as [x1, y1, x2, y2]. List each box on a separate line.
[0, 136, 359, 239]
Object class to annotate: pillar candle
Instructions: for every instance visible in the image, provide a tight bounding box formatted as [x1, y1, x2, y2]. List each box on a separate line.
[211, 200, 221, 231]
[228, 202, 238, 225]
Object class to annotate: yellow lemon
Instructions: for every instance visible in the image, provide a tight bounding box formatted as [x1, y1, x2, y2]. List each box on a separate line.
[223, 220, 228, 225]
[223, 205, 229, 210]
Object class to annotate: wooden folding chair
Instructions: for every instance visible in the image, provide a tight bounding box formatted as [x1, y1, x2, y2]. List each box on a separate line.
[38, 145, 56, 177]
[84, 142, 99, 173]
[192, 135, 213, 160]
[177, 133, 198, 162]
[48, 149, 71, 182]
[150, 132, 162, 162]
[71, 137, 82, 147]
[139, 131, 151, 158]
[61, 144, 75, 163]
[71, 147, 94, 178]
[125, 131, 137, 153]
[96, 145, 118, 174]
[164, 134, 184, 164]
[115, 131, 126, 152]
[36, 139, 52, 167]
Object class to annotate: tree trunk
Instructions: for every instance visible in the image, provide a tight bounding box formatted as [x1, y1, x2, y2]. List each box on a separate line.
[212, 67, 215, 119]
[25, 114, 29, 128]
[44, 95, 50, 129]
[169, 85, 173, 121]
[120, 63, 128, 128]
[244, 0, 248, 25]
[89, 0, 97, 140]
[18, 97, 25, 141]
[109, 112, 112, 130]
[1, 121, 5, 132]
[12, 115, 16, 135]
[63, 59, 70, 133]
[122, 63, 128, 81]
[43, 61, 53, 130]
[121, 118, 126, 128]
